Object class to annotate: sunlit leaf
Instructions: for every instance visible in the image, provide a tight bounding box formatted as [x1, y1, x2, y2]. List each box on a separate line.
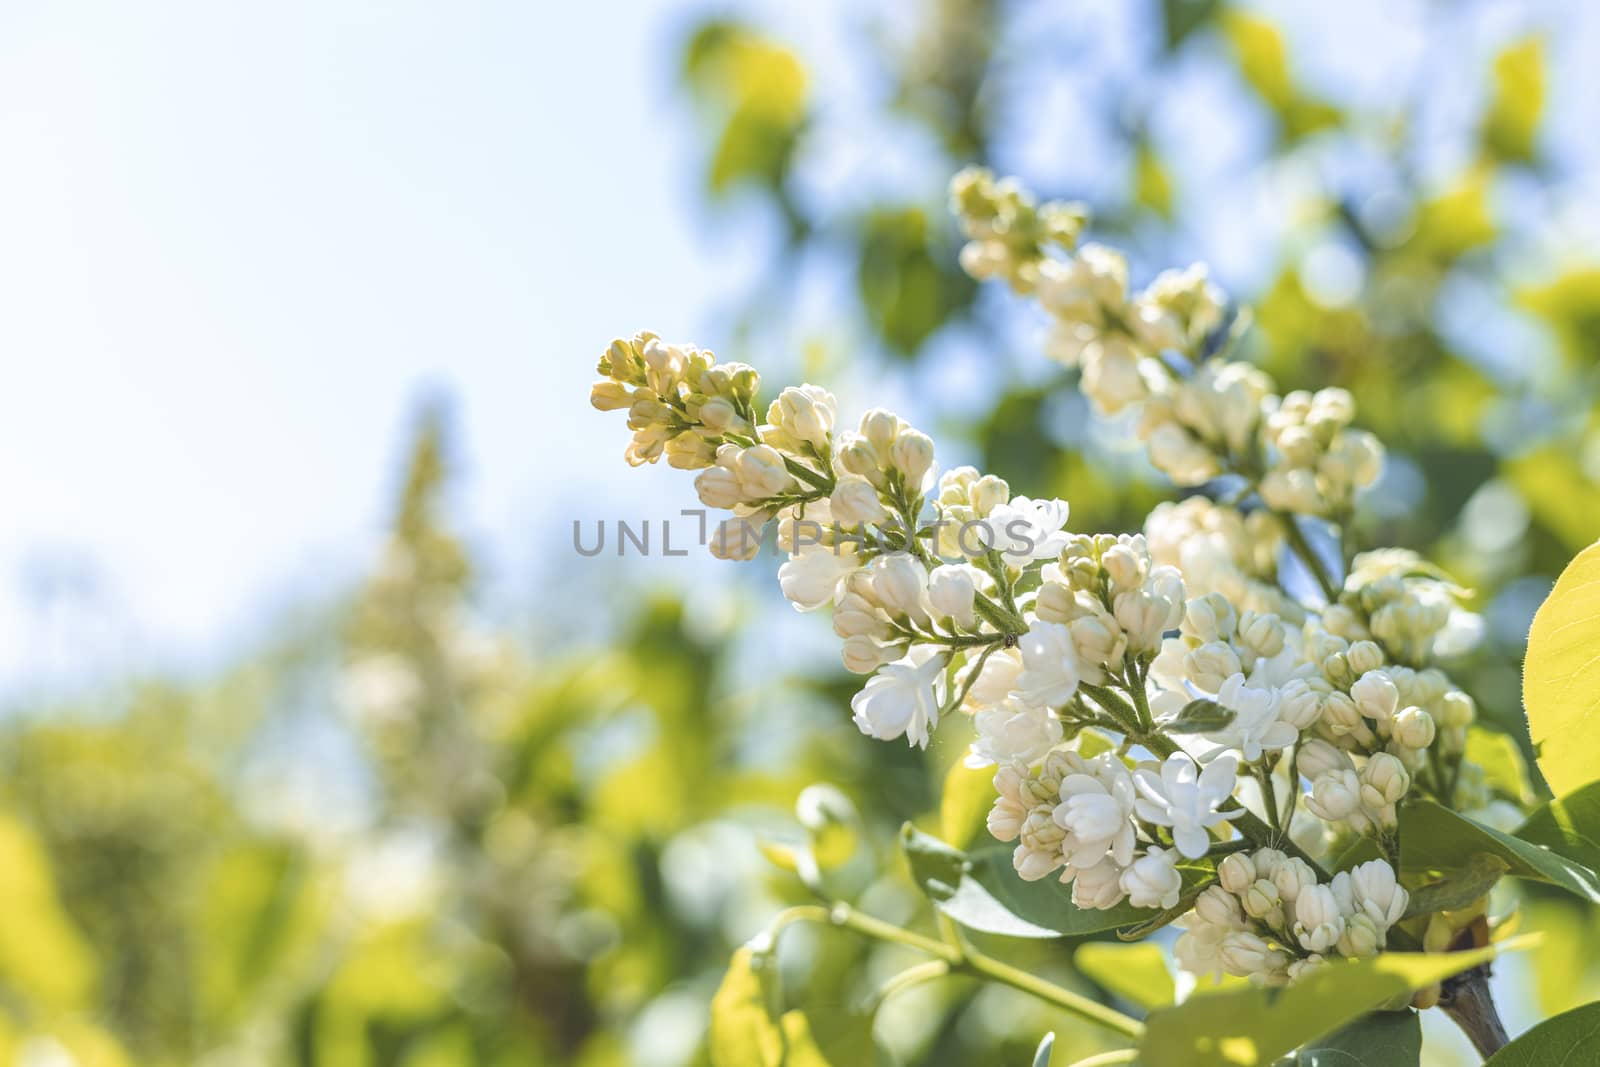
[1074, 942, 1175, 1009]
[1466, 727, 1537, 809]
[941, 759, 996, 851]
[1140, 947, 1499, 1066]
[1524, 540, 1600, 796]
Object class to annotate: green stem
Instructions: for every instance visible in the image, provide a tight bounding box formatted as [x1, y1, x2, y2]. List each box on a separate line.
[1068, 1051, 1140, 1067]
[763, 904, 1143, 1040]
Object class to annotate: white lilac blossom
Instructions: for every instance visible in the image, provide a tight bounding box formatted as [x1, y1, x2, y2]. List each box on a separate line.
[1133, 755, 1238, 859]
[850, 647, 947, 747]
[595, 167, 1484, 995]
[967, 701, 1064, 769]
[1012, 621, 1081, 710]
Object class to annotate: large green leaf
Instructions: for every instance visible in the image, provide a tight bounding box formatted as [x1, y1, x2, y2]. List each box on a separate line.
[1074, 942, 1175, 1009]
[1286, 1009, 1422, 1066]
[901, 824, 1204, 938]
[1140, 947, 1496, 1066]
[1523, 540, 1600, 798]
[1516, 780, 1600, 874]
[1485, 1000, 1600, 1065]
[1398, 801, 1600, 903]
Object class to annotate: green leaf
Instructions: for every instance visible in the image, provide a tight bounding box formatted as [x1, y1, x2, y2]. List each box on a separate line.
[1166, 699, 1237, 733]
[940, 760, 996, 851]
[900, 824, 1197, 938]
[1516, 780, 1600, 875]
[1286, 1009, 1421, 1066]
[1485, 1000, 1600, 1065]
[1402, 853, 1511, 919]
[1074, 942, 1175, 1009]
[1140, 947, 1498, 1066]
[1465, 727, 1536, 808]
[1524, 539, 1600, 798]
[1399, 801, 1600, 903]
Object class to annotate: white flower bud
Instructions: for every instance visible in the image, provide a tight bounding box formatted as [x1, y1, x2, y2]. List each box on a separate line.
[1350, 671, 1400, 724]
[778, 547, 858, 611]
[1185, 641, 1243, 694]
[830, 474, 888, 527]
[1218, 852, 1256, 895]
[870, 554, 929, 620]
[1337, 913, 1383, 958]
[770, 385, 836, 450]
[1393, 706, 1437, 749]
[890, 429, 936, 486]
[1068, 858, 1129, 910]
[1305, 769, 1363, 821]
[1101, 544, 1144, 593]
[1120, 847, 1183, 910]
[836, 434, 886, 486]
[1237, 611, 1285, 659]
[1360, 753, 1410, 808]
[1184, 593, 1238, 643]
[1277, 679, 1324, 731]
[1321, 691, 1363, 736]
[1272, 857, 1318, 904]
[859, 409, 902, 453]
[1251, 848, 1287, 882]
[928, 565, 978, 630]
[1243, 878, 1282, 923]
[833, 594, 890, 640]
[1347, 640, 1385, 676]
[841, 635, 896, 675]
[1293, 885, 1346, 954]
[1350, 859, 1409, 929]
[970, 474, 1010, 518]
[735, 444, 797, 499]
[709, 515, 766, 560]
[1297, 739, 1353, 781]
[1439, 690, 1475, 729]
[1069, 613, 1128, 682]
[1195, 885, 1245, 929]
[695, 464, 744, 509]
[1219, 930, 1284, 978]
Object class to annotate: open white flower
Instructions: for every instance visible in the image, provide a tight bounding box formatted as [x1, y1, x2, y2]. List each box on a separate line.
[850, 647, 947, 748]
[1134, 754, 1238, 859]
[777, 546, 860, 612]
[1012, 621, 1081, 709]
[967, 700, 1063, 768]
[982, 496, 1072, 563]
[1207, 673, 1297, 762]
[1053, 755, 1138, 868]
[1120, 846, 1183, 909]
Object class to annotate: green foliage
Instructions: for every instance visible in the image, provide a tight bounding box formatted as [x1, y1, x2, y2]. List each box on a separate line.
[1072, 943, 1174, 1010]
[1399, 801, 1600, 903]
[1140, 947, 1502, 1066]
[1484, 1000, 1600, 1065]
[1287, 1009, 1422, 1066]
[1524, 541, 1600, 797]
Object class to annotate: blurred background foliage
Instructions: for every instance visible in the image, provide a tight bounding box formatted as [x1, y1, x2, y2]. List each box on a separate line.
[3, 2, 1599, 1066]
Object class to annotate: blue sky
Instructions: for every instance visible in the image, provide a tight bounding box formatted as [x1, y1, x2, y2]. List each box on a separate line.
[4, 0, 1598, 698]
[0, 1, 765, 691]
